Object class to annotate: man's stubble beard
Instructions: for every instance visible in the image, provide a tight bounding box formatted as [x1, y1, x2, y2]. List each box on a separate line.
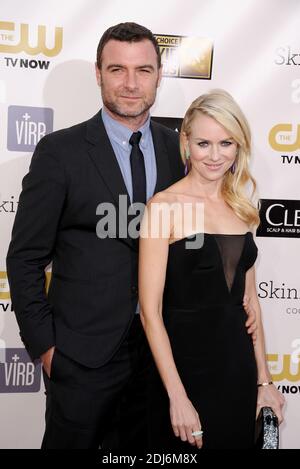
[101, 81, 159, 119]
[103, 97, 153, 119]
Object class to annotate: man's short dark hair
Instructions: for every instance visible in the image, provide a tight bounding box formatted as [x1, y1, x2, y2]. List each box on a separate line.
[96, 22, 161, 69]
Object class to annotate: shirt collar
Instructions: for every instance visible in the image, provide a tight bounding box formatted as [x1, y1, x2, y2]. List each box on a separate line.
[101, 107, 151, 150]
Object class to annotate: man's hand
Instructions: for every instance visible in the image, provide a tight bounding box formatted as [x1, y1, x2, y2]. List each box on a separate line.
[40, 346, 55, 378]
[243, 295, 257, 344]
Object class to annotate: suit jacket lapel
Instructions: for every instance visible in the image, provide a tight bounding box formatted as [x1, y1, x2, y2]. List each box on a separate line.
[85, 113, 176, 250]
[85, 111, 133, 249]
[86, 111, 130, 206]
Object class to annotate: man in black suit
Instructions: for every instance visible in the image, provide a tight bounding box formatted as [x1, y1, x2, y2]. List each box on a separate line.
[6, 22, 256, 449]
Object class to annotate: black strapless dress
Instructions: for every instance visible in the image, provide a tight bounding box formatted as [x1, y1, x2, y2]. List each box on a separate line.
[147, 232, 258, 450]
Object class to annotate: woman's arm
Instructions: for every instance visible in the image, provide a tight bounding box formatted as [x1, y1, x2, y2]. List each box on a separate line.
[245, 266, 285, 423]
[139, 198, 202, 448]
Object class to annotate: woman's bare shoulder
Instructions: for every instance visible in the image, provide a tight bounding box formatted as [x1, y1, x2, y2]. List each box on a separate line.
[149, 179, 193, 205]
[147, 189, 181, 206]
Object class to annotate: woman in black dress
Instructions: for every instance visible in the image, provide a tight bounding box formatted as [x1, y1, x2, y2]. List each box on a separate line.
[139, 90, 284, 450]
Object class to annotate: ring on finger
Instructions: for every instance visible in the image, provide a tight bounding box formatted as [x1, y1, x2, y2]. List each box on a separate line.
[191, 430, 203, 438]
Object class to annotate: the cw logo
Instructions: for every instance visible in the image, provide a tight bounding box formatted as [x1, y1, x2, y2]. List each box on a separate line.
[267, 353, 300, 382]
[0, 271, 51, 300]
[0, 272, 9, 300]
[0, 21, 63, 57]
[269, 123, 300, 151]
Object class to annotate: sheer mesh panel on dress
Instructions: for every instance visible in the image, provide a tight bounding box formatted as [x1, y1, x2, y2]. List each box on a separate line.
[214, 234, 246, 292]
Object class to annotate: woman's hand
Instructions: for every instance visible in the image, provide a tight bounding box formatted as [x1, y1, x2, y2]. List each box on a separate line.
[256, 384, 285, 424]
[243, 295, 257, 344]
[169, 394, 203, 449]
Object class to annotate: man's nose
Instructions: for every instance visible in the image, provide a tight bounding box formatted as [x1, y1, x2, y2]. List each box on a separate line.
[124, 71, 138, 89]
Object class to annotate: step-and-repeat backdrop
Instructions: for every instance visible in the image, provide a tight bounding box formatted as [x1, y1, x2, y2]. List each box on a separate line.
[0, 0, 299, 449]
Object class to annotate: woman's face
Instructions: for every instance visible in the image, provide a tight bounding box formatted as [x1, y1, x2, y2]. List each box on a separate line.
[187, 113, 238, 183]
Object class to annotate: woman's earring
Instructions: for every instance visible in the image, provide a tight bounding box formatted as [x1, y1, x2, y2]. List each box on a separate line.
[230, 162, 236, 174]
[185, 148, 190, 160]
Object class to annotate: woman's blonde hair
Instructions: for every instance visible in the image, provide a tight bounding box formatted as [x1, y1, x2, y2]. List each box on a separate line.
[180, 89, 260, 228]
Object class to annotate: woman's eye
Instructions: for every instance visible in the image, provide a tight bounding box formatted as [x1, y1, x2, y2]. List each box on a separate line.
[221, 141, 233, 147]
[198, 141, 208, 147]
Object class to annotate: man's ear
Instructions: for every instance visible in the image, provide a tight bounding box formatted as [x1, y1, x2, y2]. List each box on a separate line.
[157, 65, 163, 88]
[95, 63, 101, 86]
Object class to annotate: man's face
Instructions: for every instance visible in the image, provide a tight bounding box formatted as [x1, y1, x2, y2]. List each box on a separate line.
[96, 39, 162, 120]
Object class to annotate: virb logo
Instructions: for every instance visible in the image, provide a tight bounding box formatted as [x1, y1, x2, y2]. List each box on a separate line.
[0, 348, 41, 393]
[7, 105, 53, 151]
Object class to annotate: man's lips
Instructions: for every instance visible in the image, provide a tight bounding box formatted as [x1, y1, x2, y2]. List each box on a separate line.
[120, 96, 141, 100]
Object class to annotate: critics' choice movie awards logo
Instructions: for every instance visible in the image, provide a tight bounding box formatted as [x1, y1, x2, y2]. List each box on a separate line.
[7, 105, 53, 151]
[257, 199, 300, 238]
[154, 34, 213, 79]
[269, 123, 300, 165]
[0, 20, 63, 70]
[0, 349, 41, 393]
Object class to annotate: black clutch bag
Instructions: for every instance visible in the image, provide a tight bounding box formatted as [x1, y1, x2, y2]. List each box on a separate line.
[255, 407, 279, 449]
